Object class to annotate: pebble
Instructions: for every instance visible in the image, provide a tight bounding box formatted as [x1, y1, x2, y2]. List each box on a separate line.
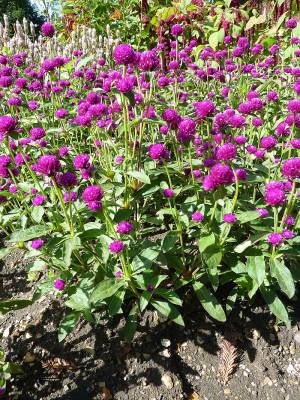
[262, 377, 273, 387]
[161, 374, 173, 389]
[161, 338, 171, 348]
[161, 349, 171, 358]
[294, 331, 300, 345]
[2, 326, 10, 338]
[253, 329, 261, 340]
[290, 343, 296, 355]
[224, 388, 231, 395]
[23, 352, 35, 363]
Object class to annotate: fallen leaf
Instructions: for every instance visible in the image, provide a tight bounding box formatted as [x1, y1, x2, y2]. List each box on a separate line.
[186, 392, 201, 400]
[100, 387, 113, 400]
[42, 357, 76, 373]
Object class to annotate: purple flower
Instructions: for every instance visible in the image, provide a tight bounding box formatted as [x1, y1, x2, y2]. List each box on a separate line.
[288, 99, 300, 113]
[282, 158, 300, 179]
[116, 77, 134, 93]
[82, 185, 104, 211]
[31, 239, 44, 249]
[223, 213, 237, 224]
[286, 18, 297, 29]
[109, 240, 124, 254]
[264, 188, 286, 206]
[139, 50, 160, 71]
[30, 127, 45, 141]
[192, 211, 204, 222]
[216, 143, 236, 161]
[73, 154, 90, 169]
[267, 233, 283, 246]
[177, 118, 196, 142]
[55, 108, 69, 118]
[0, 115, 17, 135]
[32, 195, 45, 206]
[117, 221, 133, 234]
[210, 163, 234, 186]
[57, 172, 78, 188]
[281, 229, 294, 240]
[171, 24, 184, 36]
[260, 136, 277, 150]
[256, 208, 269, 218]
[162, 108, 181, 128]
[163, 188, 174, 198]
[115, 270, 123, 278]
[148, 143, 169, 161]
[63, 192, 77, 202]
[193, 101, 215, 119]
[36, 155, 61, 176]
[41, 22, 55, 37]
[115, 155, 124, 165]
[113, 44, 135, 65]
[285, 216, 295, 226]
[54, 278, 65, 290]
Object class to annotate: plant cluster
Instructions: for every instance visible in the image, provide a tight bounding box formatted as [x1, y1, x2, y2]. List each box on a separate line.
[0, 19, 299, 392]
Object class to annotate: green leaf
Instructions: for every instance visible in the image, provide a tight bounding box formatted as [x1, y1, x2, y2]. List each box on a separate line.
[58, 311, 80, 342]
[260, 285, 289, 323]
[109, 289, 126, 316]
[162, 231, 178, 253]
[132, 245, 161, 272]
[0, 300, 32, 315]
[31, 206, 45, 223]
[151, 300, 184, 326]
[247, 256, 265, 287]
[76, 55, 93, 70]
[127, 170, 150, 184]
[237, 211, 260, 224]
[90, 279, 124, 306]
[209, 28, 225, 50]
[155, 288, 182, 306]
[63, 236, 81, 267]
[139, 290, 152, 313]
[270, 259, 295, 299]
[193, 281, 226, 322]
[203, 248, 222, 270]
[65, 288, 90, 311]
[199, 233, 215, 253]
[9, 225, 51, 242]
[122, 303, 138, 341]
[0, 248, 11, 260]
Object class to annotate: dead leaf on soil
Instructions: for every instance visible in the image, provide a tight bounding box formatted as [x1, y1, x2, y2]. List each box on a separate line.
[100, 387, 113, 400]
[219, 337, 240, 385]
[42, 357, 76, 373]
[186, 392, 201, 400]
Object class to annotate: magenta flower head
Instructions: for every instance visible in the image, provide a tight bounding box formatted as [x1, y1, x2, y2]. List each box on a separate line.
[256, 208, 269, 218]
[31, 239, 44, 249]
[171, 24, 184, 36]
[216, 143, 237, 161]
[286, 18, 297, 29]
[223, 213, 237, 224]
[36, 155, 61, 176]
[115, 270, 123, 278]
[115, 155, 124, 165]
[54, 278, 65, 291]
[32, 195, 45, 206]
[0, 115, 17, 135]
[267, 233, 283, 246]
[281, 229, 294, 240]
[30, 127, 46, 141]
[163, 188, 174, 198]
[177, 118, 196, 142]
[282, 158, 300, 179]
[285, 215, 295, 225]
[264, 188, 286, 206]
[73, 153, 90, 170]
[288, 99, 300, 113]
[41, 22, 55, 37]
[210, 163, 234, 186]
[82, 185, 104, 211]
[192, 211, 204, 222]
[57, 171, 78, 188]
[117, 221, 133, 234]
[109, 240, 124, 254]
[0, 387, 6, 395]
[260, 136, 277, 150]
[148, 143, 169, 161]
[63, 192, 77, 203]
[113, 44, 135, 65]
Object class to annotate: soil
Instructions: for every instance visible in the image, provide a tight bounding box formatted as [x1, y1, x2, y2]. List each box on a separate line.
[1, 250, 300, 400]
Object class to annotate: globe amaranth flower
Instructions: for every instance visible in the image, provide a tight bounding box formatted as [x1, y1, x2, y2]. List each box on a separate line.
[288, 99, 300, 113]
[216, 143, 236, 161]
[210, 163, 234, 186]
[267, 233, 283, 246]
[73, 153, 90, 169]
[282, 158, 300, 179]
[260, 136, 277, 150]
[55, 108, 69, 118]
[163, 188, 174, 198]
[82, 185, 104, 211]
[57, 172, 78, 188]
[0, 115, 17, 135]
[116, 77, 134, 93]
[256, 208, 269, 218]
[117, 221, 133, 234]
[139, 50, 160, 71]
[286, 18, 297, 29]
[285, 215, 295, 225]
[192, 211, 204, 222]
[171, 23, 184, 36]
[63, 192, 78, 203]
[115, 270, 123, 278]
[41, 22, 55, 37]
[32, 195, 45, 206]
[281, 229, 294, 240]
[264, 188, 286, 206]
[193, 100, 215, 119]
[223, 213, 237, 223]
[109, 240, 124, 254]
[31, 239, 45, 249]
[148, 143, 169, 161]
[162, 108, 181, 128]
[113, 44, 135, 65]
[177, 118, 196, 142]
[36, 155, 61, 176]
[30, 127, 46, 141]
[54, 278, 65, 290]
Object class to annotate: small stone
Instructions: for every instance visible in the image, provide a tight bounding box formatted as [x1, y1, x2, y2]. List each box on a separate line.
[25, 332, 32, 339]
[294, 332, 300, 345]
[161, 349, 171, 358]
[161, 338, 171, 348]
[262, 377, 273, 387]
[224, 388, 231, 395]
[253, 329, 261, 340]
[2, 326, 10, 338]
[63, 385, 69, 392]
[290, 343, 296, 355]
[161, 374, 173, 389]
[243, 371, 249, 377]
[23, 352, 35, 363]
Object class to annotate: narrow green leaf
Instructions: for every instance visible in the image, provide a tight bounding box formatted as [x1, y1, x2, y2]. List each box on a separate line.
[247, 256, 265, 287]
[122, 303, 138, 341]
[109, 289, 126, 316]
[162, 231, 178, 253]
[260, 285, 289, 323]
[90, 279, 124, 306]
[127, 170, 150, 184]
[199, 233, 215, 253]
[151, 300, 184, 326]
[65, 288, 90, 311]
[9, 225, 51, 242]
[31, 206, 45, 223]
[270, 259, 295, 299]
[58, 311, 80, 342]
[193, 281, 226, 322]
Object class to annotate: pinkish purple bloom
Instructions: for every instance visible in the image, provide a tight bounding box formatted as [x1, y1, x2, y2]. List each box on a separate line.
[267, 233, 283, 246]
[54, 278, 65, 290]
[109, 240, 124, 254]
[31, 239, 45, 249]
[192, 211, 204, 222]
[117, 221, 133, 234]
[223, 213, 237, 224]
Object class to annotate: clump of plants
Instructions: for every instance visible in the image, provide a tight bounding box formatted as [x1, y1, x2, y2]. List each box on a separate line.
[0, 17, 299, 346]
